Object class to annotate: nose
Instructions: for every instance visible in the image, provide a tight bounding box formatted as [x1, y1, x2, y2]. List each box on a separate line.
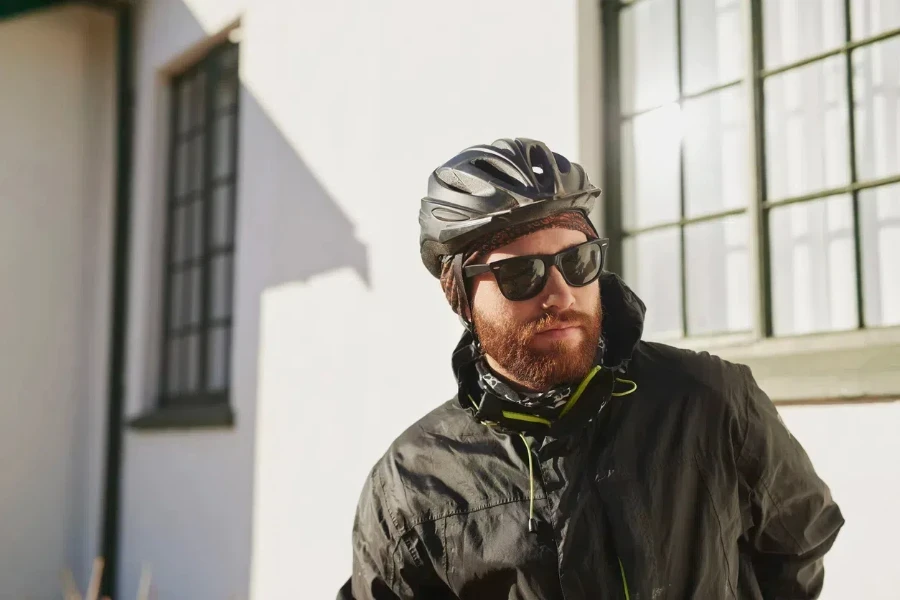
[541, 266, 576, 312]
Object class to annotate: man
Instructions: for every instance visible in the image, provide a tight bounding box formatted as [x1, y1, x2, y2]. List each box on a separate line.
[339, 138, 844, 599]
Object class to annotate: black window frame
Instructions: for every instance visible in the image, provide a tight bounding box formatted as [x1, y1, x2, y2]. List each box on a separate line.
[602, 0, 900, 340]
[156, 39, 240, 409]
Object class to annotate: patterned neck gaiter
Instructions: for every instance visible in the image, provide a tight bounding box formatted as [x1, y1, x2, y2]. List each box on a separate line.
[474, 337, 606, 409]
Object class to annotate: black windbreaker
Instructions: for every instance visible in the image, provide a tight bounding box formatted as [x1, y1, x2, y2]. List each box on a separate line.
[339, 274, 844, 599]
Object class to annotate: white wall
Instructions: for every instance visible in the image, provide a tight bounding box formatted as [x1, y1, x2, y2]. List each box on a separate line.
[246, 2, 583, 595]
[0, 6, 116, 597]
[121, 0, 589, 598]
[780, 402, 900, 600]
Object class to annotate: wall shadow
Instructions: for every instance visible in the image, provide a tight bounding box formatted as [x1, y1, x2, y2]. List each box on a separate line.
[117, 1, 369, 597]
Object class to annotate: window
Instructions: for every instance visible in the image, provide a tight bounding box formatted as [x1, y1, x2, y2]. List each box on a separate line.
[603, 0, 900, 340]
[158, 40, 239, 407]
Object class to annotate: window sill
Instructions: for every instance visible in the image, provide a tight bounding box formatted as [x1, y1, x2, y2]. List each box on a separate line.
[664, 326, 900, 404]
[128, 403, 235, 431]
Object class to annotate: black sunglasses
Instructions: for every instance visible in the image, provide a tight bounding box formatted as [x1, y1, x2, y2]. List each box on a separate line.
[463, 238, 609, 301]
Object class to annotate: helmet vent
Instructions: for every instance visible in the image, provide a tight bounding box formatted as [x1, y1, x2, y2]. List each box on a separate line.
[431, 207, 472, 222]
[528, 146, 554, 191]
[553, 152, 572, 173]
[470, 158, 528, 191]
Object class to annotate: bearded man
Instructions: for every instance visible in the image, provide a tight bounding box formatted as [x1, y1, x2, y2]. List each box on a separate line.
[339, 138, 843, 600]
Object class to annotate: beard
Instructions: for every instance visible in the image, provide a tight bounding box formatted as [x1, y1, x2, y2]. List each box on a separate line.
[473, 303, 602, 392]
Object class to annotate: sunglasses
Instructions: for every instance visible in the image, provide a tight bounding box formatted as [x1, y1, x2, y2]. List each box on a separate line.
[463, 238, 609, 301]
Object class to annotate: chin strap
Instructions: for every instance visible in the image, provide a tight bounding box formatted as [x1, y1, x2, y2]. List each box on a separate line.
[451, 253, 476, 333]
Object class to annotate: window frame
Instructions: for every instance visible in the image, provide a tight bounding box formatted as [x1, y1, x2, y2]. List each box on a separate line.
[155, 39, 240, 411]
[601, 0, 900, 402]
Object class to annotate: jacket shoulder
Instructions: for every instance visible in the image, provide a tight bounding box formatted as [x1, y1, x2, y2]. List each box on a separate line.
[363, 398, 486, 530]
[630, 341, 758, 464]
[633, 340, 752, 398]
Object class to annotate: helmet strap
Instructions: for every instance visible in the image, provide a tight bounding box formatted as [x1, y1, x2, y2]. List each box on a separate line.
[452, 253, 477, 335]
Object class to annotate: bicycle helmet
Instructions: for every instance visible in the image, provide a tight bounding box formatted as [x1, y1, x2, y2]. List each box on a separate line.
[419, 138, 602, 278]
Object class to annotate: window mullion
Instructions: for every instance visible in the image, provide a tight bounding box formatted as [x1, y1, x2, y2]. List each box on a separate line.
[601, 0, 624, 276]
[180, 77, 200, 393]
[158, 76, 182, 401]
[843, 0, 866, 329]
[675, 0, 688, 338]
[224, 53, 241, 392]
[745, 0, 771, 339]
[199, 55, 217, 392]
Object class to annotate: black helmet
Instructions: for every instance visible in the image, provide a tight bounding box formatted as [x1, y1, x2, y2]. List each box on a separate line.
[419, 138, 601, 278]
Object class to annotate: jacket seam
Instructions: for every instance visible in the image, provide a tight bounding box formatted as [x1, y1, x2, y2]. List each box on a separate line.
[695, 454, 738, 599]
[758, 476, 805, 553]
[399, 495, 548, 533]
[734, 365, 754, 472]
[539, 462, 568, 600]
[737, 363, 806, 554]
[377, 468, 427, 572]
[442, 516, 450, 586]
[388, 538, 400, 591]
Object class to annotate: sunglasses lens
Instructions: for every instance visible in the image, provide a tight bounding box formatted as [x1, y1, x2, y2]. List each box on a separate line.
[494, 258, 546, 301]
[559, 242, 603, 286]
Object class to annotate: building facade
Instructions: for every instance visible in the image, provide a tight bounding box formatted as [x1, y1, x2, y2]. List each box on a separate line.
[0, 0, 897, 598]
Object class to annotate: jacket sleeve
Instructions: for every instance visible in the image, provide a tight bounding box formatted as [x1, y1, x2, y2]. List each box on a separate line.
[735, 366, 845, 599]
[338, 467, 431, 600]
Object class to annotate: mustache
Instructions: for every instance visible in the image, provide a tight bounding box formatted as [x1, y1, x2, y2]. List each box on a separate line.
[526, 310, 596, 334]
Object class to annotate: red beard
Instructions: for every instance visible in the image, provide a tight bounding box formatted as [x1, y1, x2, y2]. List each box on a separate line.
[473, 305, 602, 391]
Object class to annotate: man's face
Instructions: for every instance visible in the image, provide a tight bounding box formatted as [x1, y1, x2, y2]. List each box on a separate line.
[470, 227, 602, 392]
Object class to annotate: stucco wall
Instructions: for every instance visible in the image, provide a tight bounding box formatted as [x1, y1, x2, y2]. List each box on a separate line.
[121, 0, 585, 598]
[780, 402, 900, 600]
[0, 6, 116, 596]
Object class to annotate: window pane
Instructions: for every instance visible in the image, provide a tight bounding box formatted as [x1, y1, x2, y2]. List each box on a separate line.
[210, 255, 233, 320]
[190, 134, 205, 193]
[207, 326, 230, 392]
[763, 0, 845, 69]
[211, 184, 233, 248]
[187, 266, 202, 326]
[177, 77, 193, 134]
[187, 199, 204, 260]
[192, 71, 207, 129]
[770, 196, 858, 335]
[765, 56, 849, 201]
[622, 104, 682, 230]
[169, 271, 184, 330]
[213, 113, 235, 179]
[184, 333, 201, 393]
[623, 228, 683, 338]
[620, 0, 678, 114]
[175, 139, 190, 198]
[215, 69, 239, 110]
[684, 85, 750, 217]
[170, 205, 187, 262]
[685, 215, 751, 335]
[681, 0, 745, 94]
[851, 0, 900, 40]
[166, 337, 184, 396]
[860, 183, 900, 327]
[219, 42, 239, 73]
[853, 38, 900, 182]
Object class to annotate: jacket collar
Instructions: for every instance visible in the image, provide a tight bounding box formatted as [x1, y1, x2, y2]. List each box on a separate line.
[452, 273, 646, 435]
